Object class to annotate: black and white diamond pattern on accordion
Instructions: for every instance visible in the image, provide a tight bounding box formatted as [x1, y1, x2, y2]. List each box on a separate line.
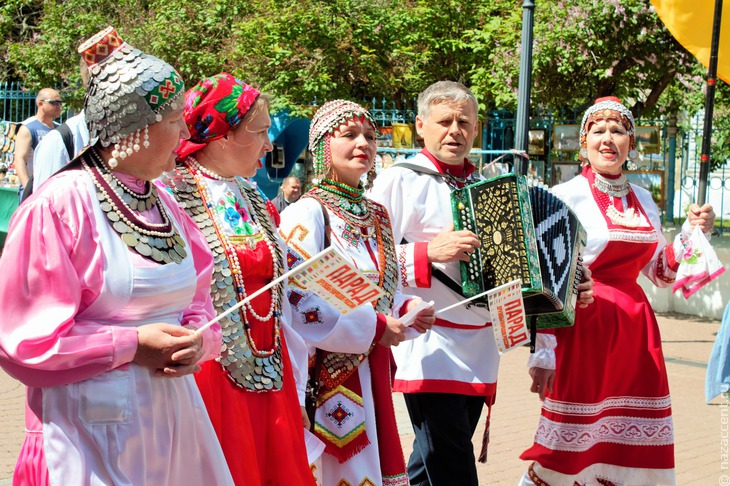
[534, 204, 573, 300]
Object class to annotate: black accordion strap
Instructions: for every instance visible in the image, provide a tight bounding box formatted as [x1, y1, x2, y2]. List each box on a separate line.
[396, 162, 485, 307]
[392, 161, 468, 186]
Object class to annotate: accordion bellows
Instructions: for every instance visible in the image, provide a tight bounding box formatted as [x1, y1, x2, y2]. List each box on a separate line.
[451, 173, 586, 329]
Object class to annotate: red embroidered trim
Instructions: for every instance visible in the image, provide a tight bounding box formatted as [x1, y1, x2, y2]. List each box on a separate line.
[398, 244, 409, 287]
[528, 463, 551, 486]
[434, 317, 490, 329]
[656, 247, 676, 284]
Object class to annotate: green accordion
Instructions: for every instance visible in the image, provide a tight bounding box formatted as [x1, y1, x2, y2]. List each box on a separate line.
[451, 173, 586, 329]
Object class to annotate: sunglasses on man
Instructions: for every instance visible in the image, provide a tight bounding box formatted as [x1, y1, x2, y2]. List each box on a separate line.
[42, 99, 63, 106]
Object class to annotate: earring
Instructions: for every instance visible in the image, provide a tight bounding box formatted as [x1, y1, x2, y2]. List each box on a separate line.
[132, 129, 141, 153]
[579, 147, 588, 158]
[366, 166, 377, 189]
[109, 143, 121, 168]
[629, 149, 639, 161]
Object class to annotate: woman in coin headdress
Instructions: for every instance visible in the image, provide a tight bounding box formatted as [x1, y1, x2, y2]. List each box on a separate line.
[519, 97, 716, 486]
[0, 27, 234, 485]
[278, 100, 435, 486]
[158, 72, 315, 485]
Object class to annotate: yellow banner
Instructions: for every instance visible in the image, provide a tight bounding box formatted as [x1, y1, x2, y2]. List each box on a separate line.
[651, 0, 730, 83]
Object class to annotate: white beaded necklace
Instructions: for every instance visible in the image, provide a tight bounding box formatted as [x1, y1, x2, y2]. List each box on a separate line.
[189, 157, 236, 182]
[190, 165, 280, 323]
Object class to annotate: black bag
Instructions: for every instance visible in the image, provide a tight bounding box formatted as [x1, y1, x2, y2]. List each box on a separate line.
[305, 350, 322, 431]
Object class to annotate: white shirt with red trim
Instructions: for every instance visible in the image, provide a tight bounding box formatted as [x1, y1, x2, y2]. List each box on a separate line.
[369, 152, 500, 397]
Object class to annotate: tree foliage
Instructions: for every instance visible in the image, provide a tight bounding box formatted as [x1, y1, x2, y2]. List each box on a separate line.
[0, 0, 727, 143]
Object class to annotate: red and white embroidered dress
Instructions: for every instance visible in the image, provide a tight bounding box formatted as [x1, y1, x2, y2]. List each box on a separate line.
[521, 168, 686, 485]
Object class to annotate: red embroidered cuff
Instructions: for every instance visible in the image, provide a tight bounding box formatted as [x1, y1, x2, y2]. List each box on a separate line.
[656, 247, 676, 284]
[665, 243, 680, 272]
[374, 313, 388, 343]
[399, 299, 412, 318]
[414, 242, 432, 288]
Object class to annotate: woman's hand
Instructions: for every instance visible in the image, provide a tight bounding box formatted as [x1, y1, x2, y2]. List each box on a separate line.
[577, 267, 595, 308]
[529, 366, 555, 401]
[379, 316, 406, 347]
[687, 203, 715, 233]
[133, 323, 203, 377]
[405, 299, 435, 334]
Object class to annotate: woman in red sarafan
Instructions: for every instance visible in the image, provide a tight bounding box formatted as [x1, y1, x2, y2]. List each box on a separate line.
[519, 97, 715, 486]
[159, 73, 315, 485]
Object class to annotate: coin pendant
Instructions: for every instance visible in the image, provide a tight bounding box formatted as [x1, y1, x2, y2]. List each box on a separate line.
[121, 232, 138, 247]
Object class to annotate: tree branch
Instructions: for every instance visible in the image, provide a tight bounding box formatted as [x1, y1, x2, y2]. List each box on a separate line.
[631, 68, 677, 118]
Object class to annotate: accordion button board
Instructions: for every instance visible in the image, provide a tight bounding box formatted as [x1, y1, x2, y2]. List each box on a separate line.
[451, 173, 587, 329]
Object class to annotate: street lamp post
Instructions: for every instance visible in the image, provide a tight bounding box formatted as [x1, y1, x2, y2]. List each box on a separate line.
[514, 0, 535, 176]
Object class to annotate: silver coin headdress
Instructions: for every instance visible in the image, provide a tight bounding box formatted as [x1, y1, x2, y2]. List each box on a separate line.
[79, 26, 185, 157]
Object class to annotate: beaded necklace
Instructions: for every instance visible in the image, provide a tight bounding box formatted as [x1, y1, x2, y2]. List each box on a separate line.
[305, 192, 399, 391]
[593, 171, 630, 198]
[188, 160, 283, 355]
[188, 157, 236, 182]
[585, 168, 644, 228]
[82, 149, 187, 264]
[311, 179, 374, 228]
[159, 163, 285, 392]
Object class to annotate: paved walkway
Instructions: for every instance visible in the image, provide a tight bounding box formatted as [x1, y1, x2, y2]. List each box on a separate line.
[0, 312, 725, 485]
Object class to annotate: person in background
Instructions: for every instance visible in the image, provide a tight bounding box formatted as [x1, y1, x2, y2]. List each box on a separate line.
[0, 26, 233, 485]
[369, 81, 594, 486]
[159, 72, 315, 485]
[33, 59, 91, 191]
[272, 175, 302, 214]
[13, 87, 61, 200]
[280, 99, 435, 486]
[519, 97, 715, 486]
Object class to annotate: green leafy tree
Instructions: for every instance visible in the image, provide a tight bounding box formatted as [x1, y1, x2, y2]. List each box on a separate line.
[0, 0, 727, 167]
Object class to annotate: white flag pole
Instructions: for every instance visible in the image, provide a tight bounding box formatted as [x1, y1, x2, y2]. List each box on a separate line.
[435, 289, 492, 315]
[195, 246, 338, 335]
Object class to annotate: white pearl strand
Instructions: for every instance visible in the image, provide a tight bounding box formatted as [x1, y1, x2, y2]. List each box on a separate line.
[189, 157, 236, 182]
[606, 205, 643, 227]
[190, 165, 280, 322]
[92, 151, 155, 203]
[83, 159, 174, 237]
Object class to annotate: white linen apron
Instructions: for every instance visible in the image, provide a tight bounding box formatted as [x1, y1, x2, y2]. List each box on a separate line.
[40, 175, 233, 485]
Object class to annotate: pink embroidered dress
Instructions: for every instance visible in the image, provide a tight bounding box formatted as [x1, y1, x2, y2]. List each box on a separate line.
[521, 167, 684, 485]
[0, 167, 233, 485]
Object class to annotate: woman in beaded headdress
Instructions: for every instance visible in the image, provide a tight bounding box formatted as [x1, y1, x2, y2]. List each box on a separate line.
[0, 27, 234, 485]
[279, 100, 435, 486]
[158, 72, 316, 485]
[519, 97, 716, 486]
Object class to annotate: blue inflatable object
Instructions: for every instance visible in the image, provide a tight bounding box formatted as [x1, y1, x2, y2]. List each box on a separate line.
[253, 111, 310, 200]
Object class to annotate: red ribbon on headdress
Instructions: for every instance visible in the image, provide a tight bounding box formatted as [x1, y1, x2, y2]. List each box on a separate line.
[176, 72, 260, 159]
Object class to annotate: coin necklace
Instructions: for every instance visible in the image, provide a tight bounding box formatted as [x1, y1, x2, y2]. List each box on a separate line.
[82, 149, 187, 264]
[593, 171, 630, 197]
[189, 162, 282, 357]
[587, 168, 644, 228]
